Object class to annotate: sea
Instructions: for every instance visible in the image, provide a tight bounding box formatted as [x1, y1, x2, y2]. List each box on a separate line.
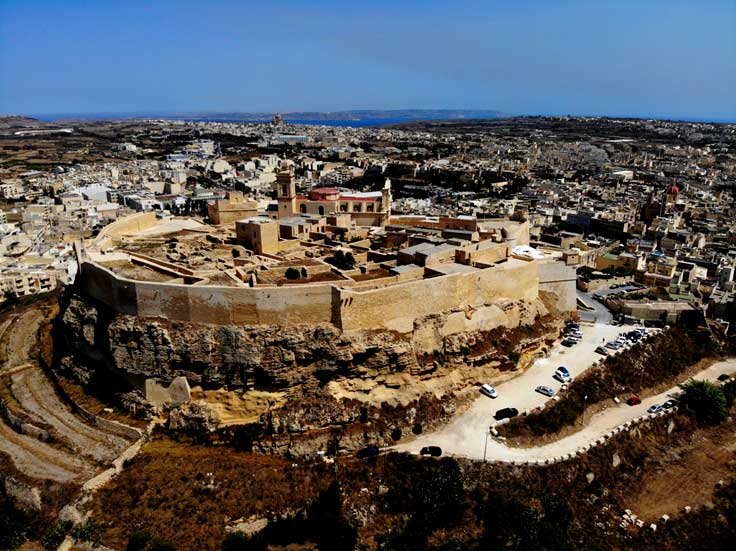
[33, 115, 447, 128]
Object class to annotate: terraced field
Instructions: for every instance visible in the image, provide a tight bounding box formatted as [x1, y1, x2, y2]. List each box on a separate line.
[0, 303, 137, 485]
[10, 367, 131, 463]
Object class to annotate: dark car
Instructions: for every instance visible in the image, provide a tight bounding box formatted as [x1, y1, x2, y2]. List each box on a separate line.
[627, 395, 642, 406]
[662, 399, 678, 409]
[419, 446, 442, 457]
[717, 373, 731, 383]
[561, 339, 576, 347]
[356, 445, 380, 459]
[494, 407, 519, 421]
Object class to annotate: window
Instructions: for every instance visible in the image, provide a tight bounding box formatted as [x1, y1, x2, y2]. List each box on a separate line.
[318, 206, 324, 215]
[353, 203, 361, 212]
[340, 204, 347, 212]
[281, 185, 287, 196]
[366, 203, 374, 212]
[300, 204, 306, 213]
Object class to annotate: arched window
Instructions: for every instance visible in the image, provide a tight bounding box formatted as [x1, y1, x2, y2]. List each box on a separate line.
[300, 204, 307, 213]
[318, 206, 325, 215]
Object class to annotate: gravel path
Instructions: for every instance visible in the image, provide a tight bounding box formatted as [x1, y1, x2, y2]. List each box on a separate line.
[10, 367, 131, 463]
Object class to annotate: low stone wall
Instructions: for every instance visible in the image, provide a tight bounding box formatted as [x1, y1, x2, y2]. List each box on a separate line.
[577, 275, 633, 292]
[487, 408, 679, 466]
[0, 391, 51, 441]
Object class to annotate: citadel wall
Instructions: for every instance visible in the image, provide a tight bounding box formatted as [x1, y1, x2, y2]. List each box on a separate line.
[79, 257, 541, 333]
[93, 211, 158, 249]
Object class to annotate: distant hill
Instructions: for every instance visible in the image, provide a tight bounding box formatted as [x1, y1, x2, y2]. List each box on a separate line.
[30, 109, 510, 124]
[173, 109, 510, 122]
[0, 115, 55, 131]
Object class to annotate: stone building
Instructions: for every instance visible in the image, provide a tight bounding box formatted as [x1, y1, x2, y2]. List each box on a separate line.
[207, 191, 258, 225]
[274, 168, 391, 226]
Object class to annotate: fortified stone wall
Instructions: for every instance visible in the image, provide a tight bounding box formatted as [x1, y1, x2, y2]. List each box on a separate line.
[79, 258, 541, 333]
[337, 259, 539, 332]
[93, 211, 158, 249]
[537, 261, 578, 312]
[81, 261, 336, 326]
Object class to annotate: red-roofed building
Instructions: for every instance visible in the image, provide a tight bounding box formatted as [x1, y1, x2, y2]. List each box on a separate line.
[275, 169, 391, 226]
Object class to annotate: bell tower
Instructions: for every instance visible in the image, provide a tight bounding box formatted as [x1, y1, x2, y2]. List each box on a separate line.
[276, 168, 297, 218]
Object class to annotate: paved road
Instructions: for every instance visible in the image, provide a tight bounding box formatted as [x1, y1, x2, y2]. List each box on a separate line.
[396, 319, 634, 458]
[397, 346, 735, 462]
[577, 289, 614, 324]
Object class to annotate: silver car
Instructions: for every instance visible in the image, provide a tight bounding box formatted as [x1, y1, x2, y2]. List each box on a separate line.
[535, 385, 556, 398]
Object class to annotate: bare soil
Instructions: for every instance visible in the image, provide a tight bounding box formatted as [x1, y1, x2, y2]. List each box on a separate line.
[625, 421, 736, 521]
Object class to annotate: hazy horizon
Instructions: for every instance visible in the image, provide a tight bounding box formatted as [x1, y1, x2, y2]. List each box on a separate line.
[1, 0, 735, 121]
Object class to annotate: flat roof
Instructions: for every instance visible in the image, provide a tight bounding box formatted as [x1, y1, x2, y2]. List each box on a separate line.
[399, 242, 436, 255]
[427, 263, 478, 275]
[389, 264, 423, 274]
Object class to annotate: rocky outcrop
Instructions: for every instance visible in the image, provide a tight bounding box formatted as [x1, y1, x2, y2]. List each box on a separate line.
[60, 292, 564, 454]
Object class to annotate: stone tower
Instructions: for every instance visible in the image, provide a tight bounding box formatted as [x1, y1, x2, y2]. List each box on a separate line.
[276, 168, 297, 218]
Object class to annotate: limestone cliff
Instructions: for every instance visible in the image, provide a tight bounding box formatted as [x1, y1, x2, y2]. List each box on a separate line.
[59, 292, 564, 453]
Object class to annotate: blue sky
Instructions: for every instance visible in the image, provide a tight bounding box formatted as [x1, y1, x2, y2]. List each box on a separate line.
[1, 0, 734, 120]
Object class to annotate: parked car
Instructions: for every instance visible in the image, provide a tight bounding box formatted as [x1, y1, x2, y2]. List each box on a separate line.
[647, 404, 663, 414]
[662, 399, 678, 409]
[717, 373, 732, 382]
[494, 407, 519, 421]
[595, 346, 609, 356]
[554, 366, 571, 383]
[627, 395, 642, 406]
[480, 384, 498, 399]
[535, 385, 555, 397]
[356, 445, 380, 459]
[561, 339, 576, 347]
[419, 446, 442, 457]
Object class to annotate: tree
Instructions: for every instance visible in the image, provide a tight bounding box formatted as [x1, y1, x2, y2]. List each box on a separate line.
[679, 378, 728, 425]
[327, 250, 356, 271]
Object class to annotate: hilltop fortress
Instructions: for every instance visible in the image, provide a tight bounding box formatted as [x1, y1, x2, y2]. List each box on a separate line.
[60, 182, 576, 449]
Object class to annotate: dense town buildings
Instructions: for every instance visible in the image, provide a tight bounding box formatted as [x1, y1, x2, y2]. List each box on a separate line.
[0, 115, 734, 331]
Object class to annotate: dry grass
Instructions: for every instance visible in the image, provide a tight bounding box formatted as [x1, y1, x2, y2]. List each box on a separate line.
[89, 436, 330, 550]
[624, 421, 736, 520]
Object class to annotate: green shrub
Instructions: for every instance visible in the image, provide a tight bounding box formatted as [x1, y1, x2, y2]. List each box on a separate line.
[679, 379, 728, 425]
[126, 531, 152, 551]
[41, 521, 71, 550]
[72, 520, 100, 544]
[722, 378, 736, 409]
[327, 250, 356, 270]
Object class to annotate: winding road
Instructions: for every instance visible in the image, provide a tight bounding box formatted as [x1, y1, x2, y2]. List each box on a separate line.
[396, 313, 735, 462]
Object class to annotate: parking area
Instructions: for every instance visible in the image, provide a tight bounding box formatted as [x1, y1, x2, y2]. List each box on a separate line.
[395, 318, 633, 459]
